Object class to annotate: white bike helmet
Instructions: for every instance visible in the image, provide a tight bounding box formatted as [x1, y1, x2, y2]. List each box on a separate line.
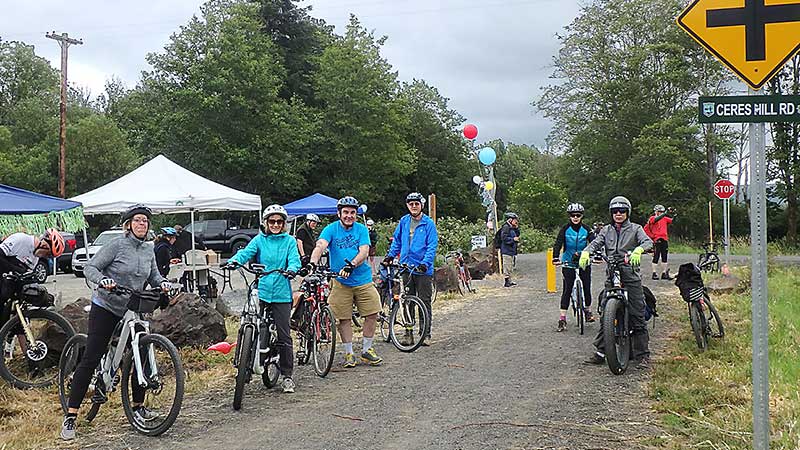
[366, 219, 375, 226]
[306, 213, 320, 223]
[609, 196, 631, 212]
[566, 203, 585, 214]
[262, 204, 288, 221]
[654, 204, 665, 213]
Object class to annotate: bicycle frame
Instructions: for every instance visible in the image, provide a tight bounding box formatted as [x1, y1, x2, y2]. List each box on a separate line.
[97, 310, 156, 392]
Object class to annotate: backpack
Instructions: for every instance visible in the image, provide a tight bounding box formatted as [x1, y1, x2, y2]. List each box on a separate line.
[493, 224, 509, 249]
[643, 286, 658, 321]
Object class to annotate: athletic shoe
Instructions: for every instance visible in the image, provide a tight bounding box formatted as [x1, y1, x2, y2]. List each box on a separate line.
[584, 310, 596, 323]
[635, 357, 651, 371]
[281, 377, 296, 393]
[60, 416, 77, 440]
[360, 348, 383, 366]
[557, 319, 567, 332]
[652, 273, 659, 280]
[133, 406, 159, 422]
[343, 353, 357, 368]
[661, 271, 672, 280]
[584, 352, 605, 365]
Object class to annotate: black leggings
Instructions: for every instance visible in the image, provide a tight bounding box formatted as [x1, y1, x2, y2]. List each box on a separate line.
[404, 274, 433, 336]
[652, 239, 669, 264]
[560, 267, 592, 311]
[261, 302, 293, 378]
[68, 305, 145, 410]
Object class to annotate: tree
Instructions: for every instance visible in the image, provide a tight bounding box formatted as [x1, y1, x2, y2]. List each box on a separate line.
[312, 15, 415, 208]
[508, 176, 568, 230]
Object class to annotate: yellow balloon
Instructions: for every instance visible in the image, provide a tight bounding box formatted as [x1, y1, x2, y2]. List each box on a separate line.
[484, 181, 494, 191]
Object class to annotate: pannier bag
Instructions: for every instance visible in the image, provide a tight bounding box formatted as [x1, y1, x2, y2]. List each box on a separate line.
[21, 284, 54, 307]
[675, 262, 705, 303]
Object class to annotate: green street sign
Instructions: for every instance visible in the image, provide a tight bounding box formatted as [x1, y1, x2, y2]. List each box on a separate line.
[699, 95, 800, 123]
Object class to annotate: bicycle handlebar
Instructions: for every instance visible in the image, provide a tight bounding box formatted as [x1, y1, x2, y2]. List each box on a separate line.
[381, 261, 425, 274]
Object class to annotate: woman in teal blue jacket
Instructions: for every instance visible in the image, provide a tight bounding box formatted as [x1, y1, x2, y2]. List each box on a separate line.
[226, 204, 301, 393]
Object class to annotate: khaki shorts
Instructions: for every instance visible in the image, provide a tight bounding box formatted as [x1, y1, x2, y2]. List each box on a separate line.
[502, 254, 515, 276]
[328, 279, 381, 321]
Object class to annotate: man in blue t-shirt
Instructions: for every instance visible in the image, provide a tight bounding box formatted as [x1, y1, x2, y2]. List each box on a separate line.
[307, 196, 383, 368]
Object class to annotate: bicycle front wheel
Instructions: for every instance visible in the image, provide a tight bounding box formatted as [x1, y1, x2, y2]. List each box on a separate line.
[232, 326, 253, 410]
[0, 308, 76, 389]
[602, 297, 630, 375]
[312, 305, 336, 377]
[58, 333, 87, 414]
[388, 295, 429, 352]
[121, 333, 184, 435]
[575, 291, 585, 336]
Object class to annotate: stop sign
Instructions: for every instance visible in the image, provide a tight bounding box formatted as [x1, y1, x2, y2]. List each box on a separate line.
[714, 179, 735, 200]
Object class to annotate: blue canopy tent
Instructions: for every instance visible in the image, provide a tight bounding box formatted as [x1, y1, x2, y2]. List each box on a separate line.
[0, 184, 86, 236]
[283, 193, 366, 216]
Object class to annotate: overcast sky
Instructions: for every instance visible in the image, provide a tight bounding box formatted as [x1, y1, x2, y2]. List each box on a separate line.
[1, 0, 583, 148]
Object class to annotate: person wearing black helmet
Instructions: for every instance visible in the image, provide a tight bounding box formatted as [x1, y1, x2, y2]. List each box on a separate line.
[307, 196, 383, 368]
[62, 204, 171, 440]
[385, 192, 439, 344]
[500, 212, 520, 287]
[579, 196, 653, 370]
[552, 203, 595, 332]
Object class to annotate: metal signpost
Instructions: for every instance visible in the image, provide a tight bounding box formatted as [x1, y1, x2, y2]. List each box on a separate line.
[714, 179, 735, 266]
[678, 1, 800, 447]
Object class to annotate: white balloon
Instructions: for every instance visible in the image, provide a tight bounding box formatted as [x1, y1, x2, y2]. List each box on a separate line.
[360, 204, 368, 213]
[472, 175, 482, 185]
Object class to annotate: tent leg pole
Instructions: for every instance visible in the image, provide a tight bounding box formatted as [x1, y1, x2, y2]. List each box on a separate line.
[191, 208, 196, 292]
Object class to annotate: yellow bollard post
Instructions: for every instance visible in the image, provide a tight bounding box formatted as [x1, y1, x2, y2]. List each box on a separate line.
[546, 248, 557, 293]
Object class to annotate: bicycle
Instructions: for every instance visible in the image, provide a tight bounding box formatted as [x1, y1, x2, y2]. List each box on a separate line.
[697, 242, 721, 272]
[295, 267, 338, 377]
[0, 271, 76, 389]
[378, 262, 431, 352]
[57, 285, 184, 436]
[445, 251, 474, 295]
[594, 253, 633, 375]
[682, 285, 725, 351]
[226, 263, 293, 410]
[553, 256, 587, 335]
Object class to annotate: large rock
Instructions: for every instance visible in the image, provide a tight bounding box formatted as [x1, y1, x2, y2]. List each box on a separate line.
[60, 297, 91, 334]
[150, 293, 227, 347]
[466, 259, 492, 280]
[705, 275, 742, 295]
[467, 247, 498, 276]
[434, 266, 460, 293]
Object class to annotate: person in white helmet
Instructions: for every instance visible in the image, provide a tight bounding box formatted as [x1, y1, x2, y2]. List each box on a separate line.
[295, 213, 319, 266]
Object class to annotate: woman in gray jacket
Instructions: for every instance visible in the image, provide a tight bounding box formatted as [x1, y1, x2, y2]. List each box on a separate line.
[61, 204, 169, 441]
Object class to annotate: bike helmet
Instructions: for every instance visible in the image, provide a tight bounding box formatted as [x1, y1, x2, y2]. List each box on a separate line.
[608, 196, 631, 212]
[120, 204, 152, 224]
[337, 196, 359, 210]
[262, 204, 288, 221]
[306, 213, 320, 223]
[566, 203, 585, 214]
[654, 204, 666, 213]
[406, 192, 426, 205]
[42, 228, 65, 257]
[160, 227, 178, 236]
[366, 219, 375, 226]
[505, 212, 519, 220]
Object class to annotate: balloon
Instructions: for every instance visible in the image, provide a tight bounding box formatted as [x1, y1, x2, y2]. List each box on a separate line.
[359, 204, 368, 213]
[478, 147, 496, 165]
[472, 175, 483, 185]
[463, 124, 478, 140]
[484, 181, 494, 191]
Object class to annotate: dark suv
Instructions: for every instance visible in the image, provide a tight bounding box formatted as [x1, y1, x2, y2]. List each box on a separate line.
[31, 231, 79, 283]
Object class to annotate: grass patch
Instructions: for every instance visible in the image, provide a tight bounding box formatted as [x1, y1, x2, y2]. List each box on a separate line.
[650, 265, 800, 449]
[670, 236, 800, 257]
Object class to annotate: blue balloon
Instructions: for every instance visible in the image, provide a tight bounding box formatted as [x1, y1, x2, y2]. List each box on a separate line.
[478, 147, 496, 165]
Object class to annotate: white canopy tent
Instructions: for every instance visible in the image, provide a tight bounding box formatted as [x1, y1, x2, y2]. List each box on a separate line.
[71, 154, 262, 282]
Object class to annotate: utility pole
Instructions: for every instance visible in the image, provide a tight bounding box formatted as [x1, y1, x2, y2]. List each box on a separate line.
[45, 31, 82, 198]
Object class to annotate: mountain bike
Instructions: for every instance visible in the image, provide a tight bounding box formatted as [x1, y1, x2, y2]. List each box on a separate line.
[446, 251, 474, 295]
[553, 257, 587, 335]
[295, 267, 337, 377]
[1, 271, 76, 389]
[57, 285, 184, 436]
[378, 262, 430, 352]
[683, 287, 725, 351]
[697, 242, 721, 272]
[595, 253, 633, 375]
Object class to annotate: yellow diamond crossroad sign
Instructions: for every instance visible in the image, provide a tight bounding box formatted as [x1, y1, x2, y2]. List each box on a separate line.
[677, 0, 800, 90]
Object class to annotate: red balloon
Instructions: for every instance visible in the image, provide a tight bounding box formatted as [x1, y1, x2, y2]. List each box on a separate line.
[463, 124, 478, 140]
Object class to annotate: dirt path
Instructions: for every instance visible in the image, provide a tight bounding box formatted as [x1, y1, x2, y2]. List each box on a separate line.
[75, 253, 680, 450]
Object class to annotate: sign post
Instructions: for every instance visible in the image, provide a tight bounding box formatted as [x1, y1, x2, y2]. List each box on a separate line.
[676, 2, 800, 447]
[714, 179, 735, 266]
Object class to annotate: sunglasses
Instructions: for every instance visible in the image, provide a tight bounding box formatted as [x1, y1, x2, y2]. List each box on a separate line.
[610, 208, 628, 215]
[569, 213, 583, 218]
[267, 219, 285, 225]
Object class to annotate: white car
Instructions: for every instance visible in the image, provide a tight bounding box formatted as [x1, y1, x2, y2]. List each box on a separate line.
[71, 229, 124, 277]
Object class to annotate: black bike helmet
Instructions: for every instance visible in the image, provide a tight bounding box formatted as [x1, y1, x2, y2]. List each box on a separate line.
[120, 204, 152, 224]
[406, 192, 426, 205]
[337, 196, 359, 210]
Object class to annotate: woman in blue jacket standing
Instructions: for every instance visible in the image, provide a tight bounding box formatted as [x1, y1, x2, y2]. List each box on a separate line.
[225, 205, 301, 393]
[552, 203, 595, 332]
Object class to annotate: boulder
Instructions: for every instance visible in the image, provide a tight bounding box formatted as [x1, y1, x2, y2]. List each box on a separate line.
[150, 293, 227, 348]
[434, 265, 460, 293]
[705, 275, 742, 295]
[218, 289, 248, 317]
[467, 247, 498, 275]
[60, 297, 92, 334]
[467, 259, 492, 280]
